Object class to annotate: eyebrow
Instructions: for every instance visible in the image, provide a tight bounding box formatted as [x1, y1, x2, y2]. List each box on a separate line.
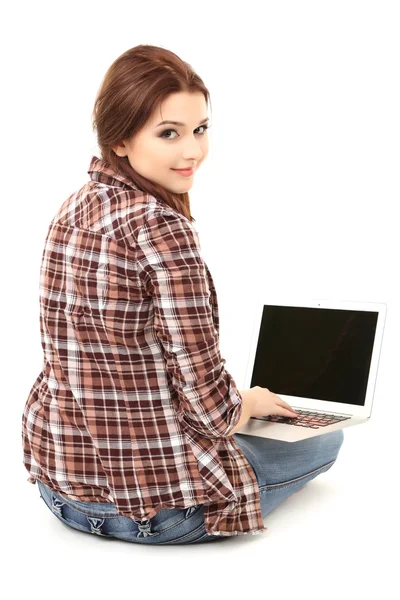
[155, 117, 210, 128]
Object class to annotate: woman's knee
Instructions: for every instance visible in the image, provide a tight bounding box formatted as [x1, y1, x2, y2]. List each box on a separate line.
[319, 429, 345, 462]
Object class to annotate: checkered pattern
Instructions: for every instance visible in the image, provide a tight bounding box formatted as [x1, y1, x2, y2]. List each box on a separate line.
[21, 155, 266, 537]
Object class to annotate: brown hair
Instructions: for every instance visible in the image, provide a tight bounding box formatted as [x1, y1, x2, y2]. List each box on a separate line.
[91, 45, 212, 223]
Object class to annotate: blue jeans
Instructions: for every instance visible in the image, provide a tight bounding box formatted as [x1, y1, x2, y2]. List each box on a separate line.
[37, 429, 344, 545]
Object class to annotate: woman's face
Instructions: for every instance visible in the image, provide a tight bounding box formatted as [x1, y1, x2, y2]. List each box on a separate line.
[112, 91, 210, 193]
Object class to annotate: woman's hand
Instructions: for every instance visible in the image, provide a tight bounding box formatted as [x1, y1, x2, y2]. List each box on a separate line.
[239, 386, 298, 419]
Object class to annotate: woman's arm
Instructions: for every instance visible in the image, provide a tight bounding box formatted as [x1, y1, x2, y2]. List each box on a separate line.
[136, 210, 243, 439]
[225, 389, 254, 436]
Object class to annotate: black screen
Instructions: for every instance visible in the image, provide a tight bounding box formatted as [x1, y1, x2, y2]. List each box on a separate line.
[250, 306, 378, 407]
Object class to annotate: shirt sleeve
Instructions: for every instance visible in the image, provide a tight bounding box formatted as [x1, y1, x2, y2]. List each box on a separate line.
[136, 210, 243, 439]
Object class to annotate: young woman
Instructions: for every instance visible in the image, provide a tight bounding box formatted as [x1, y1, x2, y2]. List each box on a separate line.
[21, 44, 344, 545]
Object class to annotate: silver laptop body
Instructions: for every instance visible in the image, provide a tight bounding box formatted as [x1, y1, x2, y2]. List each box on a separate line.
[238, 298, 386, 442]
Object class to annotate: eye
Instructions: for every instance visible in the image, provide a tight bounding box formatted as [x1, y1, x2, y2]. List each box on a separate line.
[160, 124, 211, 140]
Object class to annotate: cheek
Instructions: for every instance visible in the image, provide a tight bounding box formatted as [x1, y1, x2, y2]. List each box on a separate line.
[153, 144, 173, 164]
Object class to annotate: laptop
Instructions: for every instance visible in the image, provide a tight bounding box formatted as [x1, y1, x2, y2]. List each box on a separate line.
[237, 298, 387, 442]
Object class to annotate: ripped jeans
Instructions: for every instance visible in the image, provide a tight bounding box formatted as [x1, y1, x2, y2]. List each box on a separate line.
[37, 429, 344, 545]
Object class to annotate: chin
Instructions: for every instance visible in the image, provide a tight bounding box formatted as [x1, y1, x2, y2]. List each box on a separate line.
[170, 185, 192, 194]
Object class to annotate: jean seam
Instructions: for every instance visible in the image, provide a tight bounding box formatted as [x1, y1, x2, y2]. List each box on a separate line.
[259, 459, 336, 492]
[59, 503, 120, 519]
[54, 496, 120, 519]
[156, 521, 206, 545]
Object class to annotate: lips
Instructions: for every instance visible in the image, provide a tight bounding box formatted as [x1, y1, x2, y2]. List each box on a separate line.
[172, 167, 195, 176]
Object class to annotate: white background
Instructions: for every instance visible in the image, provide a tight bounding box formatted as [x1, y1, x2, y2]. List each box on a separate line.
[1, 1, 398, 598]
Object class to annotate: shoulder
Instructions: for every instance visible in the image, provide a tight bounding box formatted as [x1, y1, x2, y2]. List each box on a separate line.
[138, 197, 200, 245]
[51, 182, 200, 253]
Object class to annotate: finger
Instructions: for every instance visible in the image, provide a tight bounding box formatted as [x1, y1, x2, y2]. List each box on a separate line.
[280, 405, 298, 415]
[273, 393, 297, 414]
[282, 408, 298, 417]
[276, 398, 296, 411]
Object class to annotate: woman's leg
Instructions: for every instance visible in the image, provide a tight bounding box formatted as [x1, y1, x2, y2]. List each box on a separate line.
[183, 429, 345, 543]
[233, 429, 345, 519]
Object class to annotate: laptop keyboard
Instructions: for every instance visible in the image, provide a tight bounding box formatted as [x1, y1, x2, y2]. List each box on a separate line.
[253, 409, 351, 429]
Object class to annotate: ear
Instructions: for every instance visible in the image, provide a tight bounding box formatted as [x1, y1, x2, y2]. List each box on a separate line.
[112, 141, 129, 157]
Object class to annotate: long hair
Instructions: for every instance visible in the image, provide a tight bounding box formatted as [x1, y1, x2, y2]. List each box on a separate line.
[91, 45, 211, 223]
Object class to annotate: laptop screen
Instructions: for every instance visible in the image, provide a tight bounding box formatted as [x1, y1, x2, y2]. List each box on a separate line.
[250, 306, 379, 407]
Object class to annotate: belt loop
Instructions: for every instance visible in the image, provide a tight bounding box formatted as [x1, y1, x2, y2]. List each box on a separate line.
[185, 506, 197, 518]
[51, 495, 65, 517]
[87, 516, 105, 535]
[133, 517, 157, 538]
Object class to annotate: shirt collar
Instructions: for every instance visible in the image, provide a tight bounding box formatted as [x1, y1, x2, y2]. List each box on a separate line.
[88, 155, 140, 190]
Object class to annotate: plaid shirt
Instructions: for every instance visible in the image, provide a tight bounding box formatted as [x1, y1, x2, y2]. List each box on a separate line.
[21, 155, 266, 537]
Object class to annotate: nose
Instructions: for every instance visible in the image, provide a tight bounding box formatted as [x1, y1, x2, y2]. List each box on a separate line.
[182, 137, 204, 163]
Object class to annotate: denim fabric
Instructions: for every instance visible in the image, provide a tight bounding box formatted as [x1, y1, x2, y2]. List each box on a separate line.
[37, 429, 344, 545]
